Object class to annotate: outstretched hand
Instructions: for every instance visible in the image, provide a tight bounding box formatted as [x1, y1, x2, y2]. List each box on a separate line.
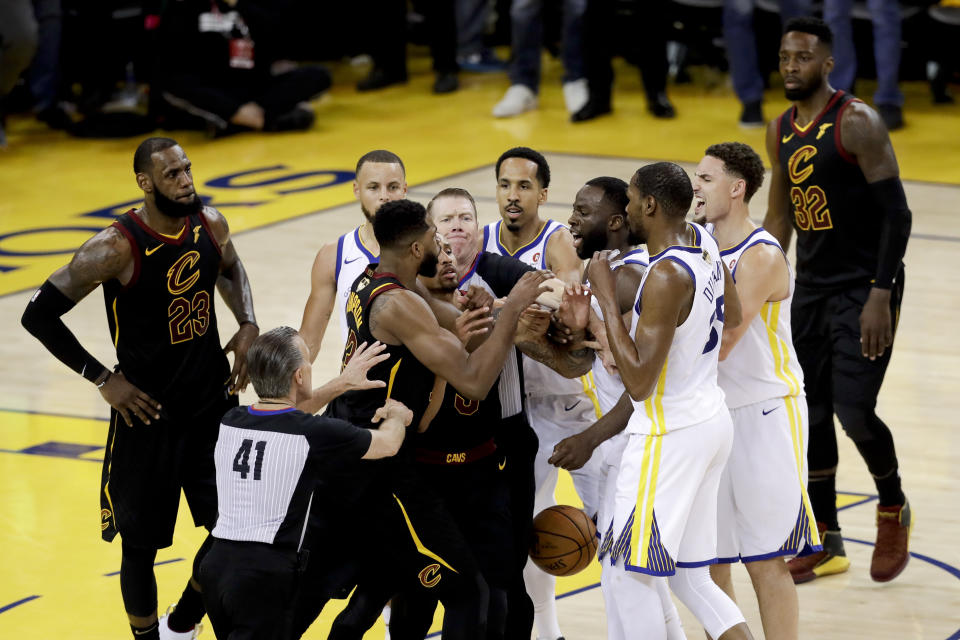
[505, 270, 551, 311]
[556, 283, 592, 332]
[224, 322, 259, 394]
[339, 341, 389, 391]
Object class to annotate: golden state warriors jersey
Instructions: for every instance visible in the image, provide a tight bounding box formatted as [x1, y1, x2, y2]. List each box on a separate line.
[482, 219, 584, 398]
[625, 224, 727, 435]
[335, 225, 378, 346]
[717, 228, 804, 409]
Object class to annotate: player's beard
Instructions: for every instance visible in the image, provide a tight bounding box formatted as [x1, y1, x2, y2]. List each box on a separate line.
[785, 75, 823, 101]
[154, 190, 202, 218]
[418, 252, 440, 278]
[361, 202, 376, 224]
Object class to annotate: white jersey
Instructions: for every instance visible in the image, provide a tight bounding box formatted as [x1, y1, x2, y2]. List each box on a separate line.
[588, 248, 649, 414]
[335, 226, 378, 345]
[718, 228, 805, 409]
[625, 223, 727, 435]
[482, 219, 583, 398]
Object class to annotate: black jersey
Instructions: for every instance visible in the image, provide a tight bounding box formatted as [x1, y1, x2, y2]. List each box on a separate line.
[213, 406, 372, 550]
[415, 381, 501, 459]
[103, 210, 231, 418]
[325, 265, 435, 433]
[777, 90, 883, 290]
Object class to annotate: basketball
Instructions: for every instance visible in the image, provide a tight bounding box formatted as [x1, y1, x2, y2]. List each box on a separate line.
[529, 505, 598, 576]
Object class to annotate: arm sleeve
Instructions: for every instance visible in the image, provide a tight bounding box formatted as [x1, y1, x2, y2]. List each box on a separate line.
[479, 253, 536, 297]
[307, 416, 374, 460]
[21, 280, 109, 383]
[868, 177, 912, 288]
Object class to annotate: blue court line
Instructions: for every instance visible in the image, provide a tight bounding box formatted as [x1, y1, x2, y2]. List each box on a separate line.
[0, 448, 103, 463]
[0, 406, 108, 422]
[103, 557, 185, 577]
[0, 595, 40, 615]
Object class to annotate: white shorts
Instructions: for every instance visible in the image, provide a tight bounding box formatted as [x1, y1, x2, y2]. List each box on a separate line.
[527, 392, 602, 519]
[596, 432, 627, 562]
[717, 395, 821, 563]
[608, 407, 734, 576]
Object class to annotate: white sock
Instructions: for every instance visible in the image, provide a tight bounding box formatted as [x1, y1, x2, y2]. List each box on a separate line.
[668, 566, 745, 639]
[610, 568, 667, 640]
[525, 558, 562, 640]
[382, 604, 391, 640]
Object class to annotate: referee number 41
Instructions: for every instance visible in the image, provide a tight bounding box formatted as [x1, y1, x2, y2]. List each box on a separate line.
[233, 439, 267, 480]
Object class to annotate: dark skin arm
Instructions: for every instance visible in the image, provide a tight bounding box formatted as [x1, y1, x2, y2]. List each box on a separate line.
[515, 304, 594, 378]
[47, 226, 163, 427]
[204, 208, 259, 393]
[549, 391, 632, 470]
[762, 117, 795, 252]
[840, 102, 902, 360]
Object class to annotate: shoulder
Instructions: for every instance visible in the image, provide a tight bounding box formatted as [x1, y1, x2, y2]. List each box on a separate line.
[200, 206, 230, 244]
[76, 224, 134, 271]
[839, 100, 887, 149]
[738, 241, 786, 275]
[311, 239, 341, 281]
[648, 255, 696, 290]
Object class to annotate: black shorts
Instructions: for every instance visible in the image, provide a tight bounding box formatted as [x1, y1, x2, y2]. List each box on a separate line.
[792, 271, 905, 414]
[199, 539, 299, 640]
[415, 450, 514, 588]
[100, 393, 238, 548]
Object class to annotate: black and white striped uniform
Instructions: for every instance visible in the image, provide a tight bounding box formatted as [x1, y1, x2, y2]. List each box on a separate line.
[199, 405, 371, 640]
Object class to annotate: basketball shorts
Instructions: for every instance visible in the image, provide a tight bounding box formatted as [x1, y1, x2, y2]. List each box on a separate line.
[716, 397, 821, 563]
[792, 272, 905, 413]
[100, 391, 238, 548]
[608, 406, 733, 575]
[527, 393, 602, 518]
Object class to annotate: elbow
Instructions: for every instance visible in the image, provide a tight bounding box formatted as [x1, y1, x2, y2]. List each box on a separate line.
[460, 383, 488, 402]
[623, 377, 654, 404]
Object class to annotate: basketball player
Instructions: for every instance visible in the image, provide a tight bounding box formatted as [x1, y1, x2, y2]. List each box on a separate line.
[483, 147, 600, 640]
[302, 199, 549, 640]
[21, 137, 258, 640]
[547, 177, 685, 640]
[764, 18, 913, 583]
[300, 149, 407, 361]
[200, 326, 411, 640]
[591, 162, 752, 640]
[694, 142, 819, 640]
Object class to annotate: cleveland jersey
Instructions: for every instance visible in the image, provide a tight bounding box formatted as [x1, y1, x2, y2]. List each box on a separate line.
[625, 224, 727, 435]
[482, 219, 585, 398]
[103, 209, 230, 418]
[334, 226, 378, 346]
[588, 247, 649, 415]
[325, 266, 435, 432]
[718, 229, 805, 408]
[213, 406, 372, 550]
[777, 90, 882, 289]
[415, 381, 500, 459]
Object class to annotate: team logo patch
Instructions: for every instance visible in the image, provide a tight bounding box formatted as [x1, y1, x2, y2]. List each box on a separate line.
[101, 508, 112, 531]
[357, 277, 370, 291]
[418, 563, 442, 588]
[531, 252, 541, 264]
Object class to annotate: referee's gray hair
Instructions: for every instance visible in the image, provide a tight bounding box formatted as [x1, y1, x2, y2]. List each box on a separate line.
[247, 326, 306, 398]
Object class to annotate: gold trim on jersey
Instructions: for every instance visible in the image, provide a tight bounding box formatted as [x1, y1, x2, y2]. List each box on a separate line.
[628, 433, 664, 568]
[111, 298, 120, 347]
[356, 224, 377, 255]
[498, 221, 547, 257]
[581, 372, 602, 420]
[761, 302, 802, 397]
[393, 494, 458, 572]
[102, 413, 118, 529]
[157, 224, 186, 240]
[644, 357, 669, 436]
[387, 359, 402, 398]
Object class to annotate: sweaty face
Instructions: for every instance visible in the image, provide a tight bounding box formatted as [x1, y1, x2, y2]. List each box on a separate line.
[146, 147, 202, 218]
[693, 155, 735, 223]
[355, 162, 407, 222]
[417, 225, 441, 278]
[568, 185, 612, 259]
[432, 196, 479, 269]
[496, 157, 545, 232]
[779, 32, 829, 101]
[625, 181, 649, 244]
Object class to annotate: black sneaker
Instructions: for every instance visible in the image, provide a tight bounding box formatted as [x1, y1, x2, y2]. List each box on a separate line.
[739, 100, 763, 128]
[433, 72, 459, 94]
[357, 68, 407, 92]
[571, 98, 612, 123]
[267, 106, 315, 132]
[877, 104, 904, 131]
[647, 92, 675, 119]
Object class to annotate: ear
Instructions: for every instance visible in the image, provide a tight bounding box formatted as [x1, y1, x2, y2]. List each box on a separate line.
[644, 194, 657, 215]
[352, 180, 360, 200]
[538, 187, 548, 205]
[730, 178, 746, 201]
[294, 366, 304, 386]
[823, 55, 835, 76]
[136, 173, 153, 193]
[410, 239, 424, 260]
[400, 181, 408, 197]
[608, 213, 625, 231]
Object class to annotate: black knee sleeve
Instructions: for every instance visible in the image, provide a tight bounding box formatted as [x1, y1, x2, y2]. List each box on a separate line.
[192, 534, 214, 582]
[120, 541, 158, 617]
[834, 404, 899, 479]
[834, 404, 875, 442]
[806, 411, 839, 472]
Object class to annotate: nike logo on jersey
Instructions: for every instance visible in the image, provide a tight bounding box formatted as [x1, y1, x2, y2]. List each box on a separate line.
[762, 406, 780, 416]
[498, 458, 506, 471]
[145, 244, 164, 256]
[781, 133, 795, 144]
[564, 400, 581, 412]
[816, 123, 833, 140]
[344, 256, 362, 264]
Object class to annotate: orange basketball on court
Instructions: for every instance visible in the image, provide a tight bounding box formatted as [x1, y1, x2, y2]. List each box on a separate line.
[529, 505, 598, 576]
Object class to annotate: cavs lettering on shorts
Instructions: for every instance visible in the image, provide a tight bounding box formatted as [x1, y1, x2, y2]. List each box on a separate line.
[418, 563, 442, 588]
[445, 452, 466, 464]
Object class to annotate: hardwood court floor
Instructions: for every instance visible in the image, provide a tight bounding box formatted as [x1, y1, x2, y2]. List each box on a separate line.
[1, 54, 958, 638]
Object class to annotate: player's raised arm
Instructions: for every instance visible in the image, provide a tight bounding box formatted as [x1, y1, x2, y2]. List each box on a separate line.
[21, 227, 162, 426]
[299, 241, 340, 363]
[763, 118, 794, 251]
[205, 208, 259, 392]
[545, 226, 585, 284]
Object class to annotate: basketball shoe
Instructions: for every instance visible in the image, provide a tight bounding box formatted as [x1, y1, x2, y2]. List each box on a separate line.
[871, 501, 912, 582]
[159, 604, 202, 639]
[786, 522, 849, 584]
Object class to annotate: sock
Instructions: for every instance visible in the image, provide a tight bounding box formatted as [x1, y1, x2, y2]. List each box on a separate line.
[130, 621, 160, 640]
[524, 561, 561, 640]
[167, 583, 205, 632]
[808, 473, 839, 531]
[873, 466, 906, 507]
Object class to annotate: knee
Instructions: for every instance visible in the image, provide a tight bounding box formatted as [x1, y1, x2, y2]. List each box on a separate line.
[833, 404, 875, 442]
[121, 541, 158, 568]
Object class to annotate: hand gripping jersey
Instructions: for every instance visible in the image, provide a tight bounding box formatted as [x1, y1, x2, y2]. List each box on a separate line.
[587, 247, 649, 415]
[482, 219, 588, 399]
[717, 228, 805, 409]
[103, 209, 231, 418]
[625, 224, 727, 435]
[334, 225, 379, 345]
[776, 90, 882, 289]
